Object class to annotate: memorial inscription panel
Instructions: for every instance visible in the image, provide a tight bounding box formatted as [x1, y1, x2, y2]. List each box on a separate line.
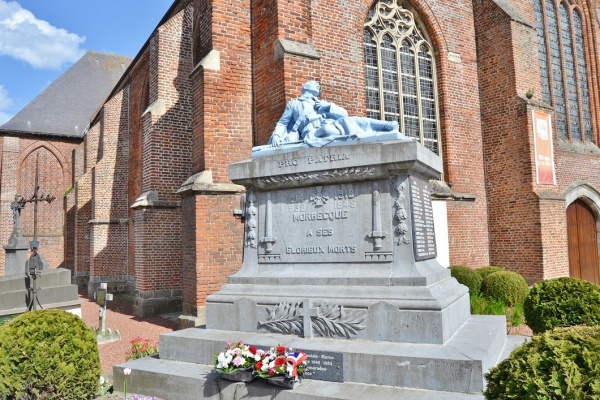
[409, 176, 437, 261]
[258, 181, 393, 263]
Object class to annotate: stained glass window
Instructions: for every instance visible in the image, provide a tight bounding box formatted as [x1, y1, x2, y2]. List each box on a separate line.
[533, 0, 594, 143]
[364, 0, 440, 155]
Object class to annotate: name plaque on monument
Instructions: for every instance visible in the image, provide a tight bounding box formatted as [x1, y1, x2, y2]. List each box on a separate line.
[301, 350, 344, 382]
[409, 176, 437, 261]
[257, 181, 393, 263]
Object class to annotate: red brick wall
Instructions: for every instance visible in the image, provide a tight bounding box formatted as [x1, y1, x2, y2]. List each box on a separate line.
[181, 194, 244, 315]
[474, 0, 569, 281]
[89, 88, 130, 283]
[1, 135, 79, 275]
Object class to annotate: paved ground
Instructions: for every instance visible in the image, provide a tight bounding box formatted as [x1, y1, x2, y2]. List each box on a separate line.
[79, 289, 176, 399]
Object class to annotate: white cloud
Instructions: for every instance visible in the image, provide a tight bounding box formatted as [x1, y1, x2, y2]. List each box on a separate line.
[0, 0, 86, 69]
[0, 84, 13, 109]
[0, 111, 12, 125]
[0, 84, 13, 125]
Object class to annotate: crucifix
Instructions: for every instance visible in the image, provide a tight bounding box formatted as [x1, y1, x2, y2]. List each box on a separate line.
[19, 153, 56, 243]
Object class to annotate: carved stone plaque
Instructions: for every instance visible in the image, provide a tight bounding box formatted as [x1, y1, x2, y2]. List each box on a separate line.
[409, 176, 437, 261]
[257, 181, 393, 263]
[301, 350, 344, 382]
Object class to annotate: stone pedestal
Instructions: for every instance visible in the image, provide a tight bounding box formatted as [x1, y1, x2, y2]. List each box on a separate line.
[207, 139, 470, 344]
[3, 234, 28, 276]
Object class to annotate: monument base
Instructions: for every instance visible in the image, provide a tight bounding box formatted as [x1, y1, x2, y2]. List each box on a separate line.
[0, 268, 81, 316]
[112, 314, 512, 399]
[3, 237, 29, 276]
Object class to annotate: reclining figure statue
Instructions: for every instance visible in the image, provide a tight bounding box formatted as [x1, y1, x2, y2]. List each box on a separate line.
[268, 81, 400, 147]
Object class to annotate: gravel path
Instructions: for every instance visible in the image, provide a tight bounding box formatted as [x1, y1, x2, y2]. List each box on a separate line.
[79, 289, 177, 374]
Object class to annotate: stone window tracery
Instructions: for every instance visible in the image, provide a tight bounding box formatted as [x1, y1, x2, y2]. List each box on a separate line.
[533, 0, 594, 143]
[364, 0, 440, 155]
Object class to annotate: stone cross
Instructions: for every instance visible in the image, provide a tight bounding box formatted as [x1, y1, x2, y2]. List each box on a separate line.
[94, 283, 114, 334]
[302, 298, 320, 338]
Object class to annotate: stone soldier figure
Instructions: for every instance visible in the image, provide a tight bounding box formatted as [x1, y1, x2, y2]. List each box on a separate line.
[268, 80, 400, 147]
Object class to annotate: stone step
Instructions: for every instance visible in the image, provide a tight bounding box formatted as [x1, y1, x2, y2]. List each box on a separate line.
[113, 357, 485, 400]
[155, 315, 506, 393]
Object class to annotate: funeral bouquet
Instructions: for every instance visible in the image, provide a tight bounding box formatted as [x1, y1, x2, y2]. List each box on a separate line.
[214, 340, 263, 373]
[253, 345, 308, 380]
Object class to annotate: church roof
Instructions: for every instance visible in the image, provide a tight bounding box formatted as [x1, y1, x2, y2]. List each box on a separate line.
[0, 51, 132, 138]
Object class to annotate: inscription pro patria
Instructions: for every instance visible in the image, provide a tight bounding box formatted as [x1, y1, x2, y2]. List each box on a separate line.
[258, 181, 393, 263]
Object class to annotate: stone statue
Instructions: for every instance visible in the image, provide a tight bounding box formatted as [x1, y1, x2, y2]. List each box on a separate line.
[10, 195, 25, 237]
[268, 81, 400, 147]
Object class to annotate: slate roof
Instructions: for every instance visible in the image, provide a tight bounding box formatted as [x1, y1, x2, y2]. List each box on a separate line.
[0, 51, 132, 138]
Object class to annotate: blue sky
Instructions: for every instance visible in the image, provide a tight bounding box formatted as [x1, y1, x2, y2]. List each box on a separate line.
[0, 0, 174, 126]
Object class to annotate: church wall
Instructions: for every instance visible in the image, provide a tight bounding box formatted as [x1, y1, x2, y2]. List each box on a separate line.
[131, 7, 193, 316]
[0, 135, 78, 275]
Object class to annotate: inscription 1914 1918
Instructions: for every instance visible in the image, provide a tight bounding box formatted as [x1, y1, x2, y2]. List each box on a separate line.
[409, 176, 437, 261]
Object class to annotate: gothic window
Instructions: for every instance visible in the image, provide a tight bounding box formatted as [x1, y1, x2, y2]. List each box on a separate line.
[533, 0, 593, 142]
[364, 0, 440, 155]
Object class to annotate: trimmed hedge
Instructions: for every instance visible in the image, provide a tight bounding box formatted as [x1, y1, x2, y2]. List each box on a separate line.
[449, 266, 482, 296]
[524, 277, 600, 334]
[475, 266, 504, 280]
[0, 309, 101, 399]
[484, 325, 600, 399]
[480, 271, 529, 306]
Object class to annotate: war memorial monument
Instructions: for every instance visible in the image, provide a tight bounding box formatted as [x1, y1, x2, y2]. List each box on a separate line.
[115, 82, 511, 399]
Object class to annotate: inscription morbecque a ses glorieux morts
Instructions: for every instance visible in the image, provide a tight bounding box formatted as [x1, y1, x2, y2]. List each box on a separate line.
[253, 181, 396, 263]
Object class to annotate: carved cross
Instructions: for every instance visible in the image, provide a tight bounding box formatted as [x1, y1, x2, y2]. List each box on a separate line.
[302, 298, 320, 338]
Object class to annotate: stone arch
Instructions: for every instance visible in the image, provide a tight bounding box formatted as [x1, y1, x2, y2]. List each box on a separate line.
[361, 0, 449, 57]
[564, 181, 600, 282]
[564, 181, 600, 217]
[17, 146, 65, 241]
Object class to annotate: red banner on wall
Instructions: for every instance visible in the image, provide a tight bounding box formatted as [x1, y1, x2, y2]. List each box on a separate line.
[532, 110, 555, 185]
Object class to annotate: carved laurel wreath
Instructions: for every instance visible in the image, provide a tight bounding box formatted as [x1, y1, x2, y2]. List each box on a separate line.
[258, 302, 367, 339]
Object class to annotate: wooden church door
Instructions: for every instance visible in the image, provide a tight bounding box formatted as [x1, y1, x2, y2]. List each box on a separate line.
[567, 200, 599, 284]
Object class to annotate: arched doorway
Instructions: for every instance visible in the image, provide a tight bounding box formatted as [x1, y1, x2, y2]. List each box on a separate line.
[567, 199, 599, 284]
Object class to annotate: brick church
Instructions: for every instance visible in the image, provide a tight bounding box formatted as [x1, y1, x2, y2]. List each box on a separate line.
[1, 0, 599, 318]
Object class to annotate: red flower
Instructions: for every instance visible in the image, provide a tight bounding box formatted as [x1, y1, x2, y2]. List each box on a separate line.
[255, 361, 263, 370]
[249, 346, 257, 355]
[276, 346, 286, 354]
[274, 356, 286, 367]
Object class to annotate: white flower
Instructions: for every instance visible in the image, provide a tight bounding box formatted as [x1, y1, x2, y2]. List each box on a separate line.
[261, 363, 269, 372]
[99, 376, 105, 385]
[124, 368, 132, 376]
[254, 354, 261, 362]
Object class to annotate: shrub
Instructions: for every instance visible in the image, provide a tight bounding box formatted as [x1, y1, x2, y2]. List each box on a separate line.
[449, 266, 482, 296]
[484, 325, 600, 399]
[126, 336, 159, 360]
[0, 309, 101, 399]
[470, 295, 505, 316]
[470, 295, 525, 328]
[524, 277, 600, 334]
[481, 271, 529, 306]
[475, 266, 504, 280]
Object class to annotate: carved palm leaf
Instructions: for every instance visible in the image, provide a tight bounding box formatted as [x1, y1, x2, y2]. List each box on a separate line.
[312, 304, 367, 339]
[259, 302, 302, 334]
